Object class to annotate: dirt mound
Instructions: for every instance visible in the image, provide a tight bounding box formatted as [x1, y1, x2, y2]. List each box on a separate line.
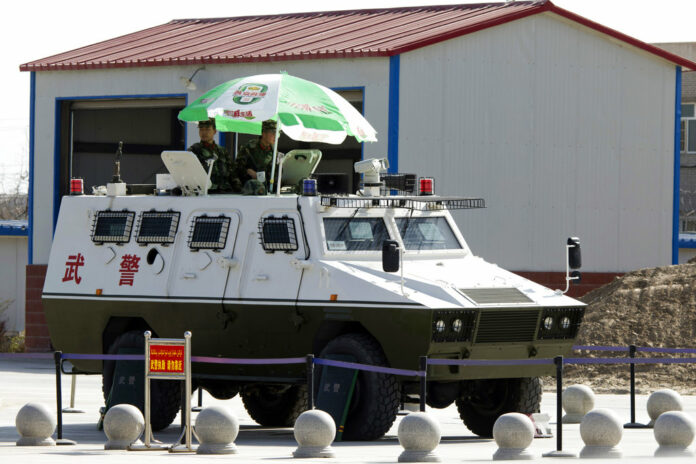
[549, 263, 696, 394]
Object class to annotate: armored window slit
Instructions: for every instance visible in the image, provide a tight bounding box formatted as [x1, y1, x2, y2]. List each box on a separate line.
[91, 210, 135, 244]
[135, 211, 180, 245]
[188, 216, 230, 250]
[259, 216, 298, 253]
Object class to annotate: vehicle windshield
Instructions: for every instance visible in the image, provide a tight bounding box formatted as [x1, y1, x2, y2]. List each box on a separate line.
[323, 217, 390, 251]
[395, 217, 462, 250]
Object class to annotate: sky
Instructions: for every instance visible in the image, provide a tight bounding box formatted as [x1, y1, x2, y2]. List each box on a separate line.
[2, 0, 696, 193]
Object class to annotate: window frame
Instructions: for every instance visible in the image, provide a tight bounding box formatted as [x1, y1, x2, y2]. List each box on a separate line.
[681, 103, 696, 154]
[258, 216, 299, 253]
[135, 210, 180, 246]
[188, 215, 231, 251]
[91, 210, 135, 245]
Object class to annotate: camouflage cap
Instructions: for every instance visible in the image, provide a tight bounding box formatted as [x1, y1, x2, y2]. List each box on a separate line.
[262, 120, 277, 132]
[198, 118, 216, 129]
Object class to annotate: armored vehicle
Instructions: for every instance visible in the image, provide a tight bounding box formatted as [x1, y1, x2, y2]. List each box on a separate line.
[43, 152, 585, 440]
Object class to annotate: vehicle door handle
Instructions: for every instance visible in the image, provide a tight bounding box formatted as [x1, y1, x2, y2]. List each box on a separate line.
[182, 273, 197, 279]
[253, 274, 269, 281]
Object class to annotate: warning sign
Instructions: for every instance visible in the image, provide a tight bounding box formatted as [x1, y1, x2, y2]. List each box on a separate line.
[148, 344, 185, 374]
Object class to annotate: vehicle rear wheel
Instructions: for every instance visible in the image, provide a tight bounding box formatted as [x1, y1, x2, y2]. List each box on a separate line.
[318, 333, 399, 441]
[102, 331, 181, 431]
[241, 384, 307, 427]
[455, 377, 542, 438]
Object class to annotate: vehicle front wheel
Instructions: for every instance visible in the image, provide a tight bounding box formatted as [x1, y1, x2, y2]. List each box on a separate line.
[102, 331, 181, 431]
[318, 333, 399, 441]
[455, 377, 542, 438]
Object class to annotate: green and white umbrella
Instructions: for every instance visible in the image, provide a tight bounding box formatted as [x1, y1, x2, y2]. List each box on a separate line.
[178, 73, 377, 145]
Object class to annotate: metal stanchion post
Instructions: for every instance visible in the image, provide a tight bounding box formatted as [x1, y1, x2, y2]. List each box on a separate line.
[62, 373, 85, 413]
[306, 354, 315, 410]
[54, 351, 76, 445]
[542, 356, 573, 458]
[624, 344, 648, 428]
[192, 387, 203, 412]
[419, 356, 427, 412]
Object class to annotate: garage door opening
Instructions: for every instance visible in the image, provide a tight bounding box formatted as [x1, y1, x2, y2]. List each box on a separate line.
[57, 97, 186, 195]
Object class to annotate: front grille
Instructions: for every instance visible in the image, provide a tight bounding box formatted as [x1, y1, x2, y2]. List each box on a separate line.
[474, 309, 539, 343]
[459, 288, 533, 305]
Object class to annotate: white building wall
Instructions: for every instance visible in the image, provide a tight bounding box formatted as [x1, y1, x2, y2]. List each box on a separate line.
[399, 13, 676, 273]
[0, 237, 27, 333]
[32, 58, 390, 264]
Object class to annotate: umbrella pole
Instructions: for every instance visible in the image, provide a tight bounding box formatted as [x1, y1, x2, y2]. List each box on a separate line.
[269, 122, 281, 196]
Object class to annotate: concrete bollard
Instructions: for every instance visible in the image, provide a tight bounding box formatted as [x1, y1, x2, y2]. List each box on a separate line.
[647, 389, 683, 427]
[492, 413, 535, 460]
[15, 403, 56, 446]
[653, 411, 696, 458]
[195, 405, 239, 454]
[398, 412, 441, 462]
[103, 404, 144, 450]
[562, 384, 595, 424]
[293, 409, 336, 458]
[579, 409, 622, 459]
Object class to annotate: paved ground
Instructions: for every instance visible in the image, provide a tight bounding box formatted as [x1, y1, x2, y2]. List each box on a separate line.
[0, 358, 693, 462]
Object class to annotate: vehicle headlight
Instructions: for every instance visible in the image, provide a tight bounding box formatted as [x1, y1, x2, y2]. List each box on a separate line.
[543, 316, 554, 331]
[560, 316, 571, 330]
[435, 319, 446, 333]
[452, 318, 463, 333]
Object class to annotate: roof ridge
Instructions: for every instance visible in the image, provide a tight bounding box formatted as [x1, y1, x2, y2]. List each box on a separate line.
[167, 1, 543, 23]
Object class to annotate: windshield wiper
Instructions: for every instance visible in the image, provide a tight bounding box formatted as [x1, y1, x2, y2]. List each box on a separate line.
[335, 208, 361, 240]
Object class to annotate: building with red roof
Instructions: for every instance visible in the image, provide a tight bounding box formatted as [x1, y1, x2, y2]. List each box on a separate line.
[19, 1, 695, 350]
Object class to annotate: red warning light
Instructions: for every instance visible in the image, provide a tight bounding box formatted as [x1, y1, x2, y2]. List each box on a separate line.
[419, 177, 434, 196]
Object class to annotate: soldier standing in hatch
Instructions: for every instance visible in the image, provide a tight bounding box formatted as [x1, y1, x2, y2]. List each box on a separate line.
[235, 119, 278, 195]
[188, 119, 241, 193]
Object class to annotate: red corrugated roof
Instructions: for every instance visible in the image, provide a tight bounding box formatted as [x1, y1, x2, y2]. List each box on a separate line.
[19, 1, 696, 72]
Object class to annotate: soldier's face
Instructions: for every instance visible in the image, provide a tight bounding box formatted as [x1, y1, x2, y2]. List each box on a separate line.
[199, 126, 216, 144]
[261, 129, 276, 148]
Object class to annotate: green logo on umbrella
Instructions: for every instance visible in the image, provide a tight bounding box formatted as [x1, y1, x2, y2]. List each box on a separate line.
[232, 84, 268, 105]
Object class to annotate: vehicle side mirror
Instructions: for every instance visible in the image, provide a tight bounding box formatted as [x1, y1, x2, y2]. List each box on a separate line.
[567, 237, 581, 270]
[570, 270, 582, 284]
[382, 240, 400, 273]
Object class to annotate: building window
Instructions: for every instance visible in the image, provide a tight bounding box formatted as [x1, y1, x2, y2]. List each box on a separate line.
[681, 104, 696, 153]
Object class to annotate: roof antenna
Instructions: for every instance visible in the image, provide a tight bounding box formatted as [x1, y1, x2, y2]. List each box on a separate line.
[112, 141, 124, 183]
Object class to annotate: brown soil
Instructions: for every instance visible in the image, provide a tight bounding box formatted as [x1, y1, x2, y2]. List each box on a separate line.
[543, 263, 696, 394]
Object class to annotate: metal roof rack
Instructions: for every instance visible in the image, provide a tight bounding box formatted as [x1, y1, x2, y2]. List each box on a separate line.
[319, 195, 485, 211]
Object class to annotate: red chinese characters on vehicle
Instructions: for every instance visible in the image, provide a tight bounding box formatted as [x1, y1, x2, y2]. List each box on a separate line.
[62, 253, 85, 284]
[149, 345, 185, 374]
[119, 254, 140, 286]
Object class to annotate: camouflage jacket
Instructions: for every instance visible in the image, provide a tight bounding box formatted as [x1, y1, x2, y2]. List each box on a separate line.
[188, 142, 241, 193]
[235, 138, 274, 185]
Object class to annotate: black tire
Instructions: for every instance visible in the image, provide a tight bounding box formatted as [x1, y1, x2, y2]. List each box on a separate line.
[201, 380, 240, 400]
[456, 377, 542, 438]
[241, 384, 307, 427]
[102, 331, 181, 431]
[318, 333, 399, 441]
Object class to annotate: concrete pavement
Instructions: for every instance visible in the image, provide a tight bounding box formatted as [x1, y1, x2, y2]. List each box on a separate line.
[0, 357, 693, 462]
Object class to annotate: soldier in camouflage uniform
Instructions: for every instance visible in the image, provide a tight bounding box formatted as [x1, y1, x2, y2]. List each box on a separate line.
[188, 119, 241, 193]
[236, 120, 277, 195]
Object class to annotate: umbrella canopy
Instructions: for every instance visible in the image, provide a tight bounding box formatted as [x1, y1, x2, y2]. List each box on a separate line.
[178, 73, 377, 145]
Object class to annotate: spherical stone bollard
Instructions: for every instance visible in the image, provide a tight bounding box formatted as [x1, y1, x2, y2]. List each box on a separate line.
[647, 389, 683, 426]
[562, 384, 595, 424]
[15, 403, 56, 446]
[293, 409, 336, 458]
[195, 405, 239, 454]
[103, 404, 145, 450]
[398, 412, 442, 462]
[492, 413, 535, 460]
[653, 411, 696, 458]
[579, 409, 623, 459]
